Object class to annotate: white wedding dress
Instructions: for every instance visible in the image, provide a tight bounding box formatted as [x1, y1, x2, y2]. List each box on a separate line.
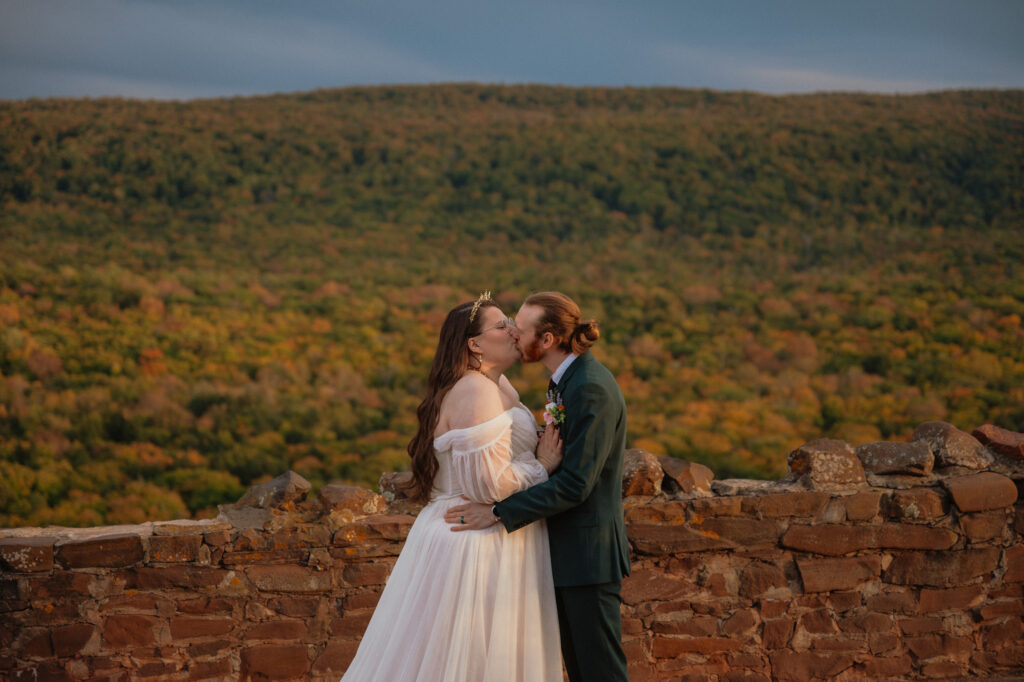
[340, 405, 562, 682]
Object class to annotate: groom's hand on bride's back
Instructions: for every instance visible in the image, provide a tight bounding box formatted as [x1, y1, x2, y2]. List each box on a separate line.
[444, 497, 499, 531]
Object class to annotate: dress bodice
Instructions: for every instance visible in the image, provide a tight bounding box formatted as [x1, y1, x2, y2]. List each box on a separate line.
[431, 406, 541, 500]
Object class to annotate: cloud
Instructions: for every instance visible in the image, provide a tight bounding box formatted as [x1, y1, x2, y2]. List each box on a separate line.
[0, 0, 471, 100]
[649, 41, 951, 94]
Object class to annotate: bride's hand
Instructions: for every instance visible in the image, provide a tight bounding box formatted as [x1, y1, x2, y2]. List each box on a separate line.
[536, 423, 563, 474]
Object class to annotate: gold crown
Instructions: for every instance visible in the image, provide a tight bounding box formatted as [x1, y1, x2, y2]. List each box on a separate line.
[469, 291, 492, 323]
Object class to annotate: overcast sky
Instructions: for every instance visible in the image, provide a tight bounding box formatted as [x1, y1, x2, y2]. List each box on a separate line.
[1, 0, 1022, 101]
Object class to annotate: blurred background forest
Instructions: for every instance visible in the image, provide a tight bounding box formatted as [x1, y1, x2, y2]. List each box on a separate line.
[1, 85, 1022, 527]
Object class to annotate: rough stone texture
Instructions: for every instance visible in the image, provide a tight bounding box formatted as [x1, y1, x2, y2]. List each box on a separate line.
[972, 423, 1024, 460]
[623, 449, 664, 496]
[856, 440, 934, 475]
[781, 524, 957, 556]
[318, 484, 387, 517]
[787, 439, 867, 490]
[3, 419, 1023, 681]
[885, 548, 1001, 587]
[888, 488, 948, 521]
[942, 471, 1018, 512]
[913, 421, 993, 470]
[234, 470, 312, 509]
[797, 556, 881, 593]
[657, 455, 714, 495]
[0, 537, 55, 572]
[56, 534, 144, 569]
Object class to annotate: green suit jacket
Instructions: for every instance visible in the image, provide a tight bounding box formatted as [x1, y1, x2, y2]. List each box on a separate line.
[495, 351, 631, 587]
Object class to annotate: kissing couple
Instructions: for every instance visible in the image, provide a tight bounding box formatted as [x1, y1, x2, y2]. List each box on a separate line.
[340, 291, 631, 681]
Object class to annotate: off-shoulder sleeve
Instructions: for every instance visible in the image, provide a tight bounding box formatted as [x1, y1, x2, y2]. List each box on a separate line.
[436, 411, 548, 503]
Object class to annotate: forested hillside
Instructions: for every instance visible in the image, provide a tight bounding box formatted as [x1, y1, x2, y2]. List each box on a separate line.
[1, 85, 1022, 527]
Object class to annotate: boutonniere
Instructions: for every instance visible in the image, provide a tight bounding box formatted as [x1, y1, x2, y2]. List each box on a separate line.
[544, 388, 566, 426]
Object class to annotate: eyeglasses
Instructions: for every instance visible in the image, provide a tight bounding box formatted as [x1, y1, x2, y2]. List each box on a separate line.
[474, 316, 516, 336]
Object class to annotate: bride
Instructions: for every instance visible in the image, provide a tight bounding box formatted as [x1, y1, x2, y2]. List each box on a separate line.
[340, 294, 564, 681]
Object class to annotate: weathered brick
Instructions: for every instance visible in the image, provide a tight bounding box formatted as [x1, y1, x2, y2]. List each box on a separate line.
[51, 624, 95, 657]
[899, 615, 945, 635]
[56, 534, 143, 569]
[868, 632, 900, 655]
[856, 440, 934, 475]
[768, 651, 855, 681]
[342, 587, 382, 611]
[102, 615, 156, 648]
[333, 514, 415, 545]
[341, 562, 392, 587]
[977, 600, 1024, 620]
[127, 566, 229, 590]
[329, 613, 373, 639]
[240, 644, 310, 679]
[982, 618, 1024, 649]
[827, 590, 861, 611]
[865, 590, 917, 614]
[652, 636, 740, 656]
[631, 522, 730, 554]
[148, 534, 201, 563]
[188, 639, 232, 657]
[889, 488, 947, 521]
[651, 616, 717, 637]
[0, 537, 55, 573]
[1004, 544, 1024, 583]
[921, 658, 966, 678]
[244, 620, 307, 640]
[622, 449, 664, 496]
[720, 609, 758, 636]
[621, 568, 692, 605]
[838, 612, 892, 634]
[740, 492, 829, 518]
[23, 571, 91, 601]
[810, 635, 861, 651]
[859, 654, 912, 676]
[169, 617, 235, 639]
[268, 596, 321, 618]
[99, 593, 163, 613]
[689, 496, 742, 517]
[961, 510, 1007, 543]
[177, 596, 235, 615]
[739, 562, 787, 599]
[782, 523, 956, 556]
[914, 421, 992, 469]
[841, 491, 882, 521]
[787, 439, 866, 491]
[943, 472, 1018, 512]
[798, 608, 837, 634]
[135, 660, 179, 678]
[886, 548, 1000, 587]
[319, 484, 387, 516]
[312, 640, 360, 674]
[188, 657, 233, 680]
[797, 556, 881, 592]
[972, 423, 1024, 459]
[919, 585, 986, 612]
[246, 565, 332, 593]
[22, 630, 53, 657]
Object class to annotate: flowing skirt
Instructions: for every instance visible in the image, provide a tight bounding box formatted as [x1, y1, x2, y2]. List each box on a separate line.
[340, 496, 562, 682]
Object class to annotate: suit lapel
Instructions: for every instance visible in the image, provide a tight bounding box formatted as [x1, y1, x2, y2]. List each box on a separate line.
[556, 351, 591, 393]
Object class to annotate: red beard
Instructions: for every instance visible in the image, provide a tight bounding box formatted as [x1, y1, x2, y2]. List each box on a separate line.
[519, 336, 544, 363]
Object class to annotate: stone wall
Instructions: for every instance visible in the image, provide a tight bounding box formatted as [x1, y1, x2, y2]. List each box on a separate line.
[2, 421, 1023, 681]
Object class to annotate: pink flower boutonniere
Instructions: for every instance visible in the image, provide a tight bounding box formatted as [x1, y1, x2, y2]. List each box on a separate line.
[544, 389, 566, 426]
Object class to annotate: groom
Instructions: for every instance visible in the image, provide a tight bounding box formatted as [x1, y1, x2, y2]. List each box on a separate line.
[445, 291, 631, 682]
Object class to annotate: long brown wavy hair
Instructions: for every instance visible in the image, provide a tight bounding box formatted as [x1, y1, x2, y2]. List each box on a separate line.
[405, 298, 499, 501]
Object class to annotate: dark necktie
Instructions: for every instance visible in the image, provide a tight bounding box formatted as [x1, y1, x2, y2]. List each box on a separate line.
[548, 378, 557, 394]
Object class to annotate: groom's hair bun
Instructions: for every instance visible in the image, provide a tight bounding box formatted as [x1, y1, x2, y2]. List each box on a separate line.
[523, 291, 599, 354]
[571, 319, 600, 354]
